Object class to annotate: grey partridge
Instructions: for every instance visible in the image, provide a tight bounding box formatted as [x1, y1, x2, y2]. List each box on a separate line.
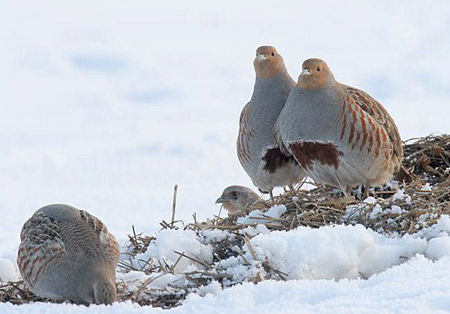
[237, 46, 306, 198]
[215, 185, 260, 216]
[276, 58, 403, 196]
[17, 204, 120, 304]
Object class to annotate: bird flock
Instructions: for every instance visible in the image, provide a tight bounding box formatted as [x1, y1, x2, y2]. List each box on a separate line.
[219, 46, 404, 212]
[17, 45, 403, 305]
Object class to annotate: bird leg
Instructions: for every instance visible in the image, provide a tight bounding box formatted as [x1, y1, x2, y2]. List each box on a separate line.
[269, 189, 275, 204]
[363, 185, 370, 199]
[283, 185, 295, 193]
[258, 188, 276, 204]
[334, 174, 352, 198]
[343, 186, 352, 198]
[283, 184, 297, 195]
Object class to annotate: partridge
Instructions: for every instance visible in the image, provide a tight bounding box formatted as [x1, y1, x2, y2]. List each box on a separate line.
[237, 46, 306, 197]
[276, 58, 403, 196]
[17, 204, 120, 305]
[215, 185, 260, 216]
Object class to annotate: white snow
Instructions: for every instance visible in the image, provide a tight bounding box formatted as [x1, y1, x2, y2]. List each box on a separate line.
[393, 189, 405, 201]
[393, 189, 412, 204]
[0, 0, 450, 312]
[369, 204, 383, 219]
[0, 258, 20, 282]
[421, 183, 433, 192]
[237, 205, 287, 224]
[3, 221, 450, 312]
[245, 224, 428, 280]
[363, 196, 377, 204]
[133, 229, 213, 272]
[426, 236, 450, 261]
[2, 251, 450, 313]
[416, 215, 450, 240]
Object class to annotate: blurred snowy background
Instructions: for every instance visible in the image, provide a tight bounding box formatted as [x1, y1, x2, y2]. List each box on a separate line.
[0, 0, 449, 254]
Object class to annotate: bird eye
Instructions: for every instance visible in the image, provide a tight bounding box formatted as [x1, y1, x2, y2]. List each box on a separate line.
[317, 67, 321, 72]
[231, 192, 238, 199]
[271, 52, 275, 57]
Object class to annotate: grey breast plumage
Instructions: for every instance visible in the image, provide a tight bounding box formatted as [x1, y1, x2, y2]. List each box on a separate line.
[236, 46, 306, 193]
[277, 58, 403, 195]
[17, 204, 120, 304]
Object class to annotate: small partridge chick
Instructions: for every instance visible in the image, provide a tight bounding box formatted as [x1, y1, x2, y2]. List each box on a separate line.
[237, 46, 306, 198]
[215, 185, 260, 216]
[17, 204, 120, 305]
[276, 58, 403, 196]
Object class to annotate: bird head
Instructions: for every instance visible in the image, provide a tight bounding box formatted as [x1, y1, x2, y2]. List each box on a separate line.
[215, 185, 260, 215]
[253, 46, 287, 79]
[297, 58, 335, 89]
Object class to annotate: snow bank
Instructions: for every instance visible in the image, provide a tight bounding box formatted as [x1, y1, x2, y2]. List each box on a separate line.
[179, 255, 450, 314]
[244, 224, 427, 280]
[134, 229, 213, 272]
[1, 256, 449, 313]
[119, 216, 450, 292]
[237, 205, 287, 224]
[122, 229, 213, 289]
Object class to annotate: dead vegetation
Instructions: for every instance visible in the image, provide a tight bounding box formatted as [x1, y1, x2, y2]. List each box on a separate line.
[1, 134, 449, 307]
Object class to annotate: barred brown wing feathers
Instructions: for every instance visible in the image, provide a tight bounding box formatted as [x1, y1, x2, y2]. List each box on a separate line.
[338, 90, 380, 155]
[79, 210, 119, 262]
[342, 85, 402, 163]
[237, 103, 255, 164]
[17, 213, 66, 286]
[17, 205, 119, 305]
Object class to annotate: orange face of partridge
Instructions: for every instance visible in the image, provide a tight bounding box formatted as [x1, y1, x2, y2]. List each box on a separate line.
[298, 58, 335, 89]
[253, 46, 286, 79]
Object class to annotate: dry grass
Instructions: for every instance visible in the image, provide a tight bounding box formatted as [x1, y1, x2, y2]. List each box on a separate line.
[1, 134, 449, 307]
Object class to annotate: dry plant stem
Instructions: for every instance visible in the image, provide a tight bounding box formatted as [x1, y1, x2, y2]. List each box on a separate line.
[171, 185, 179, 227]
[243, 235, 265, 282]
[173, 251, 211, 269]
[131, 272, 170, 298]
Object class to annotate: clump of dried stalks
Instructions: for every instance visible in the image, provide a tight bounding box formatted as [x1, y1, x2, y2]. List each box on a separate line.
[1, 134, 449, 307]
[190, 135, 449, 236]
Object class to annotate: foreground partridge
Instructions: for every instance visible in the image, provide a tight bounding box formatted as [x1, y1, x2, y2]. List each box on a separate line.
[215, 185, 260, 216]
[276, 58, 403, 196]
[17, 204, 120, 304]
[237, 46, 305, 197]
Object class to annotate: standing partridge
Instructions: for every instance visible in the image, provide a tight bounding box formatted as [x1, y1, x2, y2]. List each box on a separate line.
[17, 204, 120, 304]
[237, 46, 306, 198]
[276, 58, 403, 196]
[215, 185, 260, 216]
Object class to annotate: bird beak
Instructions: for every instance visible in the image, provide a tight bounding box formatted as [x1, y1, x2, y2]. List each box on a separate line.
[256, 53, 267, 62]
[215, 196, 226, 204]
[301, 68, 311, 76]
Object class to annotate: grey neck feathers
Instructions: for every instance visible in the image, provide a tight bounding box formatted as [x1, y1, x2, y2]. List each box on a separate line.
[252, 73, 294, 104]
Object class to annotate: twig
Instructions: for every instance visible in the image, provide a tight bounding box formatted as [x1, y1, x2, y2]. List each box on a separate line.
[171, 185, 179, 227]
[173, 251, 210, 269]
